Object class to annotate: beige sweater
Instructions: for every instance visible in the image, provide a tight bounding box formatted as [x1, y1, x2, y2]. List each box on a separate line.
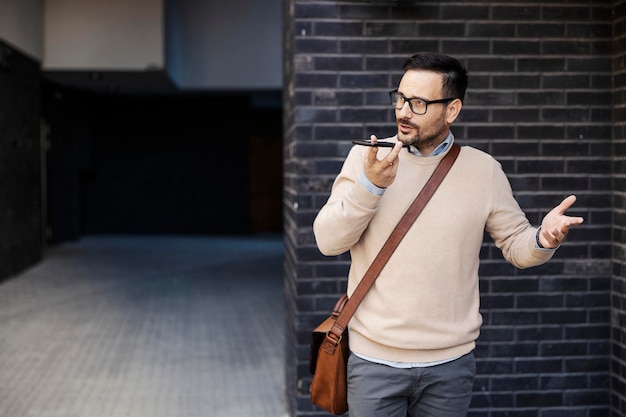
[313, 136, 555, 363]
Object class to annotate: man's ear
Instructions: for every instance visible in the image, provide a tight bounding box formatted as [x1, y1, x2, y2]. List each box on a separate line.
[446, 98, 463, 124]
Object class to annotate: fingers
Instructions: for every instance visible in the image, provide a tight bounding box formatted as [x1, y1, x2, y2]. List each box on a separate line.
[541, 220, 575, 248]
[366, 145, 379, 165]
[561, 216, 584, 231]
[365, 135, 380, 164]
[363, 135, 402, 188]
[555, 195, 577, 214]
[387, 141, 404, 164]
[365, 135, 403, 167]
[552, 195, 585, 227]
[541, 227, 565, 248]
[539, 195, 585, 248]
[541, 228, 558, 247]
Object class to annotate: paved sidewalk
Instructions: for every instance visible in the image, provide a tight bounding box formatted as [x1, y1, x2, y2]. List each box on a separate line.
[0, 235, 287, 417]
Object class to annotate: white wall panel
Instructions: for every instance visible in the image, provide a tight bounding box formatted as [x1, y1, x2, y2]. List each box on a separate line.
[43, 0, 163, 70]
[0, 0, 43, 60]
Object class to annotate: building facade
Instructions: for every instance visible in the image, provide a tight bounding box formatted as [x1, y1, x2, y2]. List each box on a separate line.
[1, 0, 626, 416]
[283, 1, 624, 416]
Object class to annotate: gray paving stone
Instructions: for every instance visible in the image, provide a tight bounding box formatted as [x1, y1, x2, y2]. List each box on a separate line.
[0, 235, 287, 417]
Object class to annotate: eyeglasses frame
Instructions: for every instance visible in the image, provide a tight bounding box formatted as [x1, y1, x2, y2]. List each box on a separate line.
[389, 89, 456, 115]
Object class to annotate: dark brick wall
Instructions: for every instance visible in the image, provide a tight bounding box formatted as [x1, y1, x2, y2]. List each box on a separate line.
[612, 2, 626, 416]
[283, 0, 300, 413]
[283, 1, 615, 416]
[0, 40, 43, 281]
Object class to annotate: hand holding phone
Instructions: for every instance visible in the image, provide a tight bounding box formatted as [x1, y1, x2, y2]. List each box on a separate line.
[357, 135, 404, 189]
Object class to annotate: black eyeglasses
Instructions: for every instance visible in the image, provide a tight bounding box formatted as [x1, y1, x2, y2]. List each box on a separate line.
[389, 90, 456, 115]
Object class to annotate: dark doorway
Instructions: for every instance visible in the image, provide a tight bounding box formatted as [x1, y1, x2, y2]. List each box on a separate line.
[41, 83, 282, 243]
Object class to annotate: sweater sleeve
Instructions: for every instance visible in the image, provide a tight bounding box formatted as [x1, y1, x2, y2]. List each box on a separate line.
[313, 147, 382, 256]
[485, 160, 555, 269]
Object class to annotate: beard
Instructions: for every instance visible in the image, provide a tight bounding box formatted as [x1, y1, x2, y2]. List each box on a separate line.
[396, 114, 448, 152]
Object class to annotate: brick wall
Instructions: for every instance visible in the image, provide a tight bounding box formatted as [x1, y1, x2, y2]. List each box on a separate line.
[283, 1, 615, 416]
[612, 1, 626, 416]
[0, 40, 43, 281]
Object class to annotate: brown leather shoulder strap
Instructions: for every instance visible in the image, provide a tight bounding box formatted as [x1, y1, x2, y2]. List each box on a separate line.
[329, 144, 461, 338]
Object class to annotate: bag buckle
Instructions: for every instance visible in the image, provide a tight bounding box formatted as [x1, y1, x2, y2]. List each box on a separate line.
[325, 331, 342, 346]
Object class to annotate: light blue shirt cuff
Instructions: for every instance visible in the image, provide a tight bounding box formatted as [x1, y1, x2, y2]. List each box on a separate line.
[358, 172, 386, 196]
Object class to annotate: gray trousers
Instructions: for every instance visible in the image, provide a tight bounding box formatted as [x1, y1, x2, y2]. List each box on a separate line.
[347, 352, 476, 417]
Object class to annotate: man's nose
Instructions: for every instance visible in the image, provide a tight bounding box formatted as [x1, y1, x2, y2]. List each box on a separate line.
[398, 101, 413, 118]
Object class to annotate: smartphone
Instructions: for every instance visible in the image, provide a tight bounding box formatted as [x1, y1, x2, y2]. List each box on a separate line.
[352, 140, 406, 148]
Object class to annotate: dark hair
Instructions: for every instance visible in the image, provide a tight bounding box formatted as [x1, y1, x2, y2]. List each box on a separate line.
[402, 52, 468, 102]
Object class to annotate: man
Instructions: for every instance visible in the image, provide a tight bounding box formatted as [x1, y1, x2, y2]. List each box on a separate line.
[312, 52, 584, 417]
